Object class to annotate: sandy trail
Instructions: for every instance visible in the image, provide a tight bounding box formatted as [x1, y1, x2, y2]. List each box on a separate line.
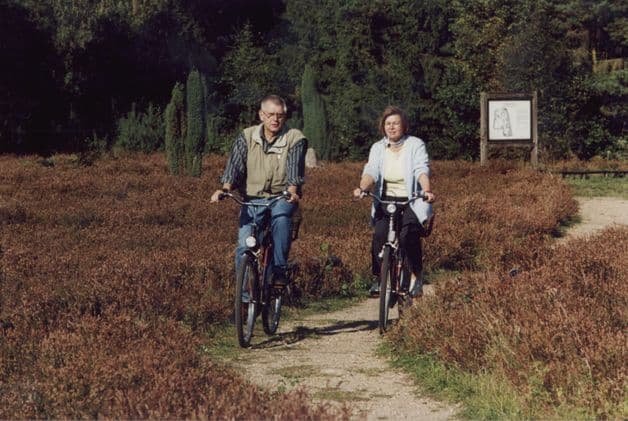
[229, 196, 627, 419]
[234, 290, 454, 420]
[559, 197, 628, 242]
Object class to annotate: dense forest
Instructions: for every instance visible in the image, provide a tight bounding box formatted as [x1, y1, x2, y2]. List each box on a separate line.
[1, 0, 626, 161]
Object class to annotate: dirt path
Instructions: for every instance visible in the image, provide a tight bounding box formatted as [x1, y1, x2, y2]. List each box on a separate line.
[559, 197, 628, 241]
[230, 196, 627, 420]
[233, 291, 455, 420]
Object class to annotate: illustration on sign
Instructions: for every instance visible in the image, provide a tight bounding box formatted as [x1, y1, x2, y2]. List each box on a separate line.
[488, 100, 531, 140]
[493, 107, 512, 136]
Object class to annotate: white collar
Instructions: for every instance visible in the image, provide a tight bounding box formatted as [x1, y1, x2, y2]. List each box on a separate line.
[384, 134, 408, 148]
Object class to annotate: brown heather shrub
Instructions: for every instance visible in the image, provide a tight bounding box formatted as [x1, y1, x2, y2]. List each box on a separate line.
[0, 154, 579, 417]
[0, 154, 350, 418]
[393, 227, 627, 417]
[0, 201, 32, 225]
[0, 313, 345, 419]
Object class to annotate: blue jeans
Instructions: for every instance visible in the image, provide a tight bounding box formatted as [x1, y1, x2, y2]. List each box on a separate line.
[235, 198, 295, 278]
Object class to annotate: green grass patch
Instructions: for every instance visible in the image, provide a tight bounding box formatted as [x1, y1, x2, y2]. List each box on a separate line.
[314, 387, 369, 402]
[379, 343, 525, 420]
[201, 322, 249, 362]
[381, 343, 601, 419]
[565, 176, 628, 198]
[270, 364, 320, 379]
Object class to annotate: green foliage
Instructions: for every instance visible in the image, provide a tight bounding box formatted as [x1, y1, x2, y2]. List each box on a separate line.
[4, 0, 627, 161]
[219, 23, 281, 128]
[165, 82, 186, 175]
[115, 103, 164, 153]
[185, 69, 207, 177]
[205, 114, 221, 153]
[301, 65, 329, 160]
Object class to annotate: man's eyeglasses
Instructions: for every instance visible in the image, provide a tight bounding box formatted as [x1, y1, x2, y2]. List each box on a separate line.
[261, 110, 287, 120]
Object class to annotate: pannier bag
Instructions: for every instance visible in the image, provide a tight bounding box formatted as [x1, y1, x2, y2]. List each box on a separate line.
[420, 213, 435, 237]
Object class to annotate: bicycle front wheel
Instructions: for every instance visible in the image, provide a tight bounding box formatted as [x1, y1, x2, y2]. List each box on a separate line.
[262, 286, 283, 335]
[397, 254, 412, 313]
[379, 246, 395, 334]
[235, 254, 259, 347]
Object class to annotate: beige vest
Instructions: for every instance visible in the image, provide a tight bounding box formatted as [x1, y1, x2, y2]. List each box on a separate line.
[243, 124, 304, 197]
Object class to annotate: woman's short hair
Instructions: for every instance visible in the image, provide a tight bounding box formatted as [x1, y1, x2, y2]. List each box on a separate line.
[260, 94, 287, 113]
[378, 105, 409, 136]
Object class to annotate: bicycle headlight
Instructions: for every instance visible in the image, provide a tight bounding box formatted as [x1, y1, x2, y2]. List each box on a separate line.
[245, 236, 257, 248]
[386, 203, 397, 213]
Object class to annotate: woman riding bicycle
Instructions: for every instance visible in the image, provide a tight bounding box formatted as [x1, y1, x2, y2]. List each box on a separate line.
[353, 106, 435, 297]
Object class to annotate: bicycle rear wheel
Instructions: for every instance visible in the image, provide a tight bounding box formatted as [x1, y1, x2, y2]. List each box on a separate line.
[235, 254, 259, 347]
[379, 246, 395, 334]
[262, 285, 283, 335]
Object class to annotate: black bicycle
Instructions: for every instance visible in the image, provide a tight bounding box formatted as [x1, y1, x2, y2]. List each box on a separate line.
[362, 191, 427, 334]
[219, 191, 292, 347]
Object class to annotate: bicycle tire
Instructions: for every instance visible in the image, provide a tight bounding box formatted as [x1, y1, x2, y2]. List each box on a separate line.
[379, 246, 394, 334]
[235, 254, 259, 347]
[397, 255, 411, 313]
[262, 286, 282, 335]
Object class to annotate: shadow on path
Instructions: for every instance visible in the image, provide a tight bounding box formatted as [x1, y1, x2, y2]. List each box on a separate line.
[252, 318, 379, 349]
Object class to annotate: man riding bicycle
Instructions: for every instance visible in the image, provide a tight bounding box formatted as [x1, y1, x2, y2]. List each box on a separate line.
[210, 95, 307, 287]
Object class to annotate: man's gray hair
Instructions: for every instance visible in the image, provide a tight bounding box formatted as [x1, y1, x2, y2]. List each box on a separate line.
[260, 94, 287, 113]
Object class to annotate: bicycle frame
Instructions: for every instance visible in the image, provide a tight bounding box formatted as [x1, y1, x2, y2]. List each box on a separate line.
[220, 191, 291, 346]
[362, 191, 426, 333]
[371, 191, 426, 286]
[221, 191, 290, 294]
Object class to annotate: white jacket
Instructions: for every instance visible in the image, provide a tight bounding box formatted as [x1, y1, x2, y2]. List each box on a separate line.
[362, 135, 433, 224]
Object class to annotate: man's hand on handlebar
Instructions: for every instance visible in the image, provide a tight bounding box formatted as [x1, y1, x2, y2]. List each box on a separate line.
[286, 191, 299, 204]
[210, 189, 228, 203]
[212, 189, 295, 205]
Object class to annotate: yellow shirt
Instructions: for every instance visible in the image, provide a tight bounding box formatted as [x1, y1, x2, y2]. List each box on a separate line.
[383, 145, 408, 197]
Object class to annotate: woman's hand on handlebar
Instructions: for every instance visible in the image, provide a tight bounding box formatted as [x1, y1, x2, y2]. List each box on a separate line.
[423, 191, 435, 203]
[353, 188, 370, 199]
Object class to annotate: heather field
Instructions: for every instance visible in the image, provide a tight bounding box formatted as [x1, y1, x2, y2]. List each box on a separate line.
[1, 153, 624, 418]
[392, 225, 627, 418]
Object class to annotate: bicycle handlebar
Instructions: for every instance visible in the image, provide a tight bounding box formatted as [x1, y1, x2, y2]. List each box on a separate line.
[359, 190, 427, 205]
[218, 191, 292, 207]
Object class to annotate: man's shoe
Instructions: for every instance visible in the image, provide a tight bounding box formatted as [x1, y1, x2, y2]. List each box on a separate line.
[272, 268, 289, 287]
[369, 280, 380, 296]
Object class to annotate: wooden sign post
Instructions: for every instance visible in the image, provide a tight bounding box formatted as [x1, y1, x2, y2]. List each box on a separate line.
[480, 91, 538, 168]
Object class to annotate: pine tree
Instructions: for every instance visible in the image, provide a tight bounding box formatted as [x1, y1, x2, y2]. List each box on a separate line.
[185, 69, 207, 177]
[164, 82, 186, 175]
[301, 64, 329, 160]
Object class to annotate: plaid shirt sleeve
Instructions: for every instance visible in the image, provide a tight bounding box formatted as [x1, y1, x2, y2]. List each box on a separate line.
[220, 132, 247, 188]
[286, 138, 307, 186]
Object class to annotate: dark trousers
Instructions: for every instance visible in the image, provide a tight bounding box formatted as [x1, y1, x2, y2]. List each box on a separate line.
[371, 202, 425, 277]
